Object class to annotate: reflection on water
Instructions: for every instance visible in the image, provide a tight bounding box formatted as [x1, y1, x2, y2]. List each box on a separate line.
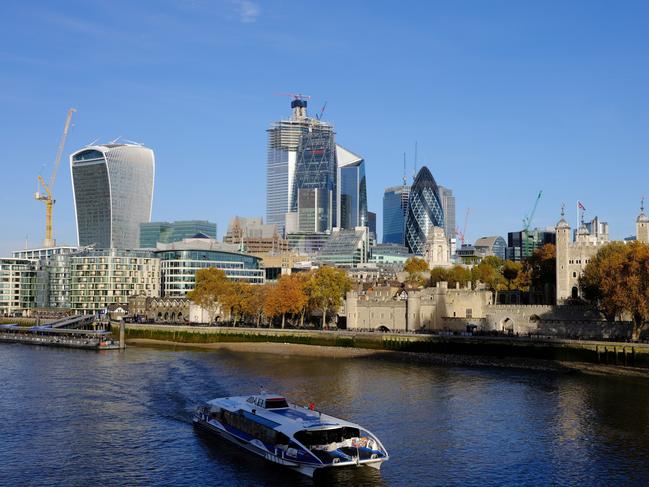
[1, 344, 649, 486]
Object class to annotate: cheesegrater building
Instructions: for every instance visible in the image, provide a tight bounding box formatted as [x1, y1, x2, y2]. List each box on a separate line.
[70, 143, 155, 250]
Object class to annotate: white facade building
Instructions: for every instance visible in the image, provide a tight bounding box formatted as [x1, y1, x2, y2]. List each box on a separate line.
[0, 259, 36, 316]
[69, 249, 160, 314]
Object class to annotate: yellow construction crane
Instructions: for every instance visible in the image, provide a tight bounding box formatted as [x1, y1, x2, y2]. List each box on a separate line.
[35, 108, 76, 248]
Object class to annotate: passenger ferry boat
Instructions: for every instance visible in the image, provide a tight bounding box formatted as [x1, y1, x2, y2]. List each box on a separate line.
[193, 394, 389, 478]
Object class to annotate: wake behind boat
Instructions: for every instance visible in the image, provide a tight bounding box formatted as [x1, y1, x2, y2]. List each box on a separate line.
[193, 393, 389, 478]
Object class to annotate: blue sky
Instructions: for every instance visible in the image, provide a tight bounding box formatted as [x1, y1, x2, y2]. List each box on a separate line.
[1, 0, 648, 256]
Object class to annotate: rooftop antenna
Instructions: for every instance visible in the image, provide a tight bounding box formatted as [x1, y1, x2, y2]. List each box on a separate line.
[402, 152, 407, 186]
[413, 141, 418, 179]
[641, 195, 645, 213]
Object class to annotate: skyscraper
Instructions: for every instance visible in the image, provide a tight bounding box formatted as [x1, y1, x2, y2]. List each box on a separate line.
[405, 166, 445, 255]
[336, 144, 367, 230]
[70, 143, 155, 249]
[438, 186, 456, 240]
[382, 185, 410, 244]
[292, 121, 337, 233]
[267, 98, 335, 235]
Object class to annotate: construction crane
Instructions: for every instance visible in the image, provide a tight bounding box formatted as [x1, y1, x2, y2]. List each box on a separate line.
[273, 92, 311, 102]
[455, 208, 471, 245]
[522, 190, 543, 257]
[35, 108, 76, 248]
[315, 101, 328, 120]
[523, 190, 543, 231]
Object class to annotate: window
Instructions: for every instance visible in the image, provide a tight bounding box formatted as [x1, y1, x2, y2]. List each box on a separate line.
[265, 398, 288, 409]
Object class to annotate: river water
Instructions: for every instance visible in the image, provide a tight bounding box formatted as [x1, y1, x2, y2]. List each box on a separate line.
[1, 344, 649, 486]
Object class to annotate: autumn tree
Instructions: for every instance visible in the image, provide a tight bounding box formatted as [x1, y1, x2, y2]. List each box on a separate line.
[186, 268, 229, 322]
[580, 241, 649, 340]
[292, 271, 313, 326]
[264, 275, 307, 328]
[240, 284, 267, 326]
[307, 267, 352, 328]
[404, 256, 429, 286]
[220, 281, 247, 324]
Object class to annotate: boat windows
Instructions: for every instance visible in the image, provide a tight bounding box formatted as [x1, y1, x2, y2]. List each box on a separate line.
[264, 398, 288, 409]
[294, 427, 360, 447]
[222, 410, 280, 445]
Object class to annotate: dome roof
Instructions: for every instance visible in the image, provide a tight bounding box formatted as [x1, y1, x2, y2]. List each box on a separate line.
[637, 212, 649, 223]
[577, 224, 590, 236]
[556, 218, 570, 229]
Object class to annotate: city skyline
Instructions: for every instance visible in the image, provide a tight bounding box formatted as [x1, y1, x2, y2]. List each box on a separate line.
[2, 1, 649, 256]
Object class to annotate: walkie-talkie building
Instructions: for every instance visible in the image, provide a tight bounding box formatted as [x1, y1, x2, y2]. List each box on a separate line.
[405, 166, 444, 255]
[70, 143, 155, 249]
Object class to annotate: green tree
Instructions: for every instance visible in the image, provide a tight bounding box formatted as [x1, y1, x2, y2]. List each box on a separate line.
[502, 260, 523, 290]
[429, 267, 449, 287]
[186, 268, 229, 321]
[580, 241, 649, 340]
[447, 265, 472, 288]
[525, 243, 556, 303]
[471, 256, 504, 301]
[307, 267, 352, 328]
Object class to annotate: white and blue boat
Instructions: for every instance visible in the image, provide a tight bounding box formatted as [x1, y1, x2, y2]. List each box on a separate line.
[193, 393, 389, 478]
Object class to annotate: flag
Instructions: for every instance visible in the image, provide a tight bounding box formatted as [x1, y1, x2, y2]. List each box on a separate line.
[578, 201, 586, 211]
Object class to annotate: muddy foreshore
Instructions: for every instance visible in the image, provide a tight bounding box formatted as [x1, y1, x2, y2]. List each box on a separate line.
[126, 338, 649, 379]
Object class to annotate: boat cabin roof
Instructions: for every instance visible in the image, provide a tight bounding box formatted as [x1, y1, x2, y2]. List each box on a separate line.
[206, 394, 361, 436]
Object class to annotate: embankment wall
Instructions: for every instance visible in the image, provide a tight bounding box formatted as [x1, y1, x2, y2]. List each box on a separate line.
[114, 324, 649, 368]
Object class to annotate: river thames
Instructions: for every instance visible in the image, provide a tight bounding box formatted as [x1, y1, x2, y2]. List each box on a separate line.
[1, 344, 649, 486]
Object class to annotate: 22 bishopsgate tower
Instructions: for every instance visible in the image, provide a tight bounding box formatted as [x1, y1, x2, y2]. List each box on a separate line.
[70, 143, 155, 249]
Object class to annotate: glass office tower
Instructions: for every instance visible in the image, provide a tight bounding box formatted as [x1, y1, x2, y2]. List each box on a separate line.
[139, 220, 217, 248]
[336, 144, 367, 229]
[267, 98, 337, 235]
[70, 143, 155, 249]
[438, 185, 456, 239]
[383, 185, 410, 244]
[291, 121, 337, 233]
[405, 166, 445, 255]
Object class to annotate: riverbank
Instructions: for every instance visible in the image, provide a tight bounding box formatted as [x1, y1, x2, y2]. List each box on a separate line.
[127, 337, 649, 378]
[115, 323, 649, 366]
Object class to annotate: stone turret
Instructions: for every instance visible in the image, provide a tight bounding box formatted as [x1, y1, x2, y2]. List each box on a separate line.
[424, 226, 451, 269]
[637, 198, 649, 243]
[555, 210, 571, 304]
